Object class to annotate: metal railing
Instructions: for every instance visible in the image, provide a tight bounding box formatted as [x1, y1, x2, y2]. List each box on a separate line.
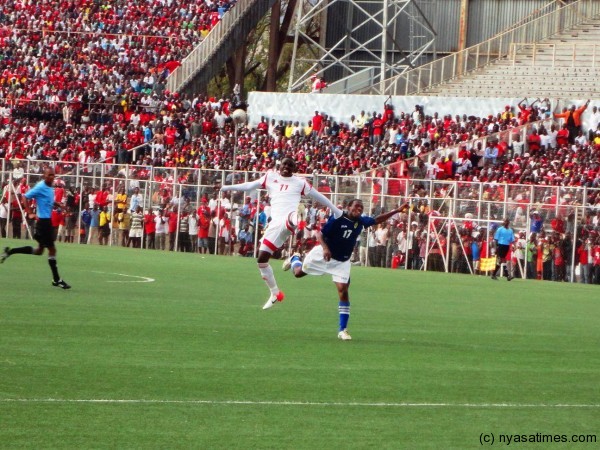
[1, 151, 597, 222]
[510, 42, 600, 67]
[1, 159, 598, 281]
[166, 0, 256, 93]
[509, 0, 574, 30]
[0, 160, 600, 282]
[322, 67, 378, 95]
[367, 0, 600, 96]
[362, 118, 548, 178]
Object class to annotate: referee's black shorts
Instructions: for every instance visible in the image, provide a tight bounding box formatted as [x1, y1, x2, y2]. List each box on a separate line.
[496, 244, 509, 259]
[34, 218, 55, 248]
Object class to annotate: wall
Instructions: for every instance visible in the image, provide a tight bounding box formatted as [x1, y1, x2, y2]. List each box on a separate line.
[247, 92, 594, 129]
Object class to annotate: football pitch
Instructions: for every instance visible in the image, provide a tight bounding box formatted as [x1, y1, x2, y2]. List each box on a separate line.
[1, 239, 598, 449]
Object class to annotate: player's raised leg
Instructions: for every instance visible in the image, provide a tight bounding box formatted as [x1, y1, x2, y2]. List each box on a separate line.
[282, 252, 302, 271]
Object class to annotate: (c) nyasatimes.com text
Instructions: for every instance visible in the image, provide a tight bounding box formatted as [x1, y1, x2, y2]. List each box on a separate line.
[479, 432, 597, 446]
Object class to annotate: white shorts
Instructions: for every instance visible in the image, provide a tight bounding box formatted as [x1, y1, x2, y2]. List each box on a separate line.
[260, 215, 294, 254]
[129, 229, 143, 238]
[303, 245, 351, 284]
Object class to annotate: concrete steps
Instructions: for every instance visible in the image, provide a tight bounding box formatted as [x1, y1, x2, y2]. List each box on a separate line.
[423, 16, 600, 98]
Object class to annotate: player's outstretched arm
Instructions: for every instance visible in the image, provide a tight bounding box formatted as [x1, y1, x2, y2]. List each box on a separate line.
[220, 180, 262, 192]
[306, 189, 342, 218]
[374, 202, 409, 224]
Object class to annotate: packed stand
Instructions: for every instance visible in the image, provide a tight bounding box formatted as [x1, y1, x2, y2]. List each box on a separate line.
[0, 0, 237, 164]
[3, 83, 600, 184]
[0, 1, 599, 181]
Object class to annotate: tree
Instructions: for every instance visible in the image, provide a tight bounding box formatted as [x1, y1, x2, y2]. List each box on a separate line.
[264, 0, 297, 91]
[208, 0, 320, 96]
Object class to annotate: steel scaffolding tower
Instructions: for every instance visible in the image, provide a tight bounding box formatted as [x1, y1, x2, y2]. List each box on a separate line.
[288, 0, 436, 94]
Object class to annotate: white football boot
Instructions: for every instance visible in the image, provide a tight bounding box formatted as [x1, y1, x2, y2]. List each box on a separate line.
[262, 291, 285, 310]
[337, 329, 352, 341]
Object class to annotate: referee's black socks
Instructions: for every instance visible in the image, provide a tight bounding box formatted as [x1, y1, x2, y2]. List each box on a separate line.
[8, 246, 34, 255]
[48, 257, 60, 282]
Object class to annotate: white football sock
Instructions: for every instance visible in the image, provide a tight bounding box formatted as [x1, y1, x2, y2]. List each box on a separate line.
[258, 263, 279, 295]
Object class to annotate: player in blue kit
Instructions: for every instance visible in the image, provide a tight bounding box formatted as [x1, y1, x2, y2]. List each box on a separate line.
[284, 198, 408, 340]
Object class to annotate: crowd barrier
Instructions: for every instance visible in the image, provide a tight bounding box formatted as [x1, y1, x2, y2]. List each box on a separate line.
[1, 159, 598, 283]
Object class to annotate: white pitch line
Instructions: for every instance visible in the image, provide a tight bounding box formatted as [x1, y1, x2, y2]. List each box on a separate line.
[1, 398, 599, 408]
[92, 271, 155, 283]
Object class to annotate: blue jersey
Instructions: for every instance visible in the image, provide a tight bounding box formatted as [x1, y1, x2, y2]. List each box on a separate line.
[24, 180, 55, 219]
[321, 213, 376, 262]
[530, 217, 543, 233]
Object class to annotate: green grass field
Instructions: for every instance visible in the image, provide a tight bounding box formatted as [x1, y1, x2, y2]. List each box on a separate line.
[1, 239, 598, 449]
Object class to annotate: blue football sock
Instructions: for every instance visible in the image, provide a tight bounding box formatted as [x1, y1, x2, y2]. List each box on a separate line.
[339, 301, 350, 331]
[290, 255, 302, 270]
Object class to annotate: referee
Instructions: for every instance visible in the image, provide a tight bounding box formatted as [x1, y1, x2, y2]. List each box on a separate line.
[1, 167, 71, 289]
[491, 218, 515, 281]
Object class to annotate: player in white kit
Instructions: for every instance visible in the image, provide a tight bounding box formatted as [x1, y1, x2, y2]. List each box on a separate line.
[221, 157, 341, 309]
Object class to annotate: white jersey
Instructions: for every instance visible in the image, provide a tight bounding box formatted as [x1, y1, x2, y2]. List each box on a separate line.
[258, 170, 312, 219]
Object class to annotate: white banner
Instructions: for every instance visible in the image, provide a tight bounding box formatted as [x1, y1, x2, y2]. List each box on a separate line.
[247, 92, 596, 131]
